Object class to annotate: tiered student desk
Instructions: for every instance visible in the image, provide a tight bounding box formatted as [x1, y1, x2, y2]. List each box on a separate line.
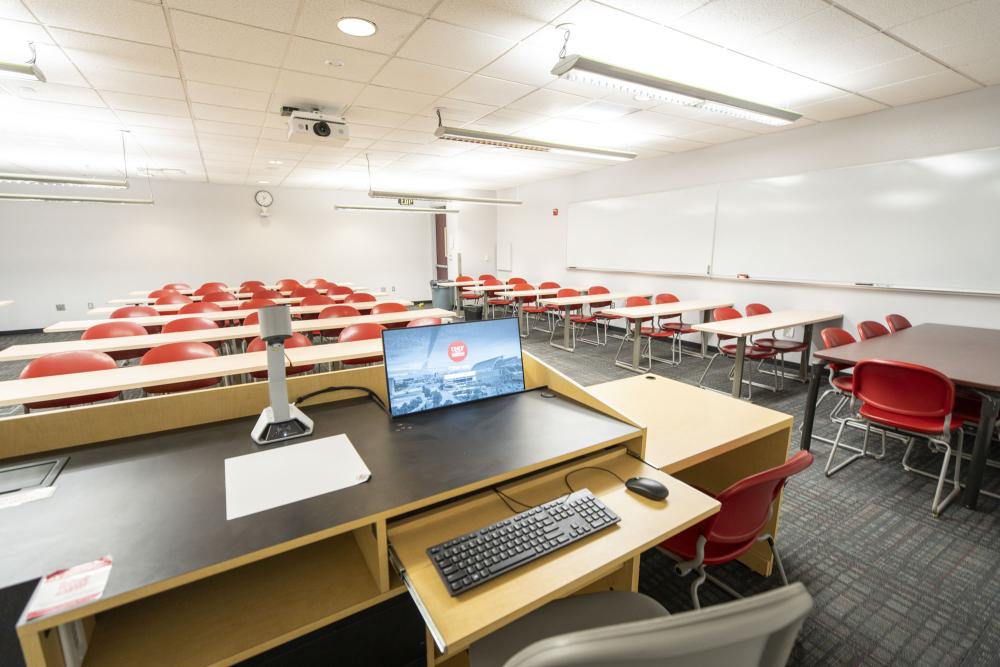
[0, 354, 795, 666]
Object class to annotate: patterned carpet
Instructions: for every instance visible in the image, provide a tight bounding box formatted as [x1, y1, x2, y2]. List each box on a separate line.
[1, 323, 998, 666]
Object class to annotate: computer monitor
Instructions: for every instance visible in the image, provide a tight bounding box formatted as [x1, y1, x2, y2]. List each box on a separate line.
[382, 318, 525, 418]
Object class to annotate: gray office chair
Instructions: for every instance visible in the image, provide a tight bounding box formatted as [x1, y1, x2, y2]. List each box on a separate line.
[470, 583, 813, 667]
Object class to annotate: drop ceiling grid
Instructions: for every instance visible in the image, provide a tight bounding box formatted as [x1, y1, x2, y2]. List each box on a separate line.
[0, 0, 994, 189]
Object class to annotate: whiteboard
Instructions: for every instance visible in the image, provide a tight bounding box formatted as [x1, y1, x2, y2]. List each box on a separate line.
[712, 147, 1000, 292]
[566, 185, 718, 276]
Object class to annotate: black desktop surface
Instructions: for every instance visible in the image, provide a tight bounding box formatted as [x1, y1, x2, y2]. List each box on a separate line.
[0, 389, 640, 607]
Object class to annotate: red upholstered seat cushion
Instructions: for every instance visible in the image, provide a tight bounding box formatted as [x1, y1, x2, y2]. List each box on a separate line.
[570, 315, 596, 324]
[660, 524, 757, 566]
[858, 403, 965, 435]
[640, 326, 674, 339]
[522, 306, 547, 314]
[720, 343, 776, 360]
[832, 375, 853, 393]
[660, 322, 696, 334]
[755, 338, 808, 352]
[488, 298, 513, 305]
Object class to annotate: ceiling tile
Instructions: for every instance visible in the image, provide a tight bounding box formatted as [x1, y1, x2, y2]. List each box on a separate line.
[343, 105, 410, 128]
[26, 0, 171, 45]
[0, 16, 51, 48]
[348, 122, 391, 139]
[507, 87, 589, 116]
[116, 110, 194, 130]
[562, 100, 639, 123]
[20, 42, 87, 86]
[669, 0, 827, 48]
[164, 0, 300, 32]
[283, 36, 389, 83]
[447, 75, 533, 106]
[893, 0, 1000, 52]
[88, 69, 185, 99]
[574, 0, 712, 25]
[179, 52, 278, 92]
[794, 93, 887, 121]
[352, 84, 436, 113]
[51, 29, 179, 77]
[397, 19, 514, 71]
[186, 80, 270, 110]
[16, 82, 106, 107]
[430, 0, 575, 41]
[742, 6, 877, 63]
[835, 0, 970, 29]
[860, 69, 979, 106]
[381, 128, 434, 143]
[372, 58, 469, 96]
[429, 97, 498, 122]
[928, 36, 1000, 67]
[0, 0, 33, 21]
[272, 70, 365, 114]
[103, 90, 189, 115]
[824, 54, 945, 91]
[191, 103, 264, 125]
[195, 119, 261, 138]
[960, 56, 1000, 84]
[170, 9, 289, 66]
[296, 0, 422, 55]
[679, 125, 756, 144]
[478, 43, 557, 87]
[470, 108, 548, 133]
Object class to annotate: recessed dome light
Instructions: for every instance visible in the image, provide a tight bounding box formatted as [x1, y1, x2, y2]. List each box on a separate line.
[337, 17, 377, 37]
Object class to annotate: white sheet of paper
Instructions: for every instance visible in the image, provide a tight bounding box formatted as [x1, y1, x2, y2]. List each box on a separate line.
[0, 485, 56, 510]
[225, 434, 371, 520]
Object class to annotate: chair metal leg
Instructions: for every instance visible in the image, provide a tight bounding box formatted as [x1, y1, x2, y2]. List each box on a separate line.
[825, 418, 866, 477]
[762, 535, 788, 586]
[697, 352, 721, 388]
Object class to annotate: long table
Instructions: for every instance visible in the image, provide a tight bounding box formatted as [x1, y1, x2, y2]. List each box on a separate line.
[803, 323, 1000, 510]
[125, 282, 356, 296]
[108, 288, 378, 305]
[0, 309, 457, 362]
[92, 292, 389, 314]
[694, 310, 841, 398]
[599, 299, 732, 369]
[538, 292, 654, 351]
[44, 300, 414, 333]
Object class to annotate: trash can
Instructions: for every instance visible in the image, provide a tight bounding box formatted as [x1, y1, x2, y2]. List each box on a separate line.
[463, 305, 483, 321]
[429, 280, 453, 310]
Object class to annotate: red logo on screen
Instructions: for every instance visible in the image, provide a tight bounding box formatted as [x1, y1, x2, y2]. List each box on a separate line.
[448, 341, 467, 362]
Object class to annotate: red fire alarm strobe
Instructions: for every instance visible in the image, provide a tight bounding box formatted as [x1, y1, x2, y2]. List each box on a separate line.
[552, 208, 559, 216]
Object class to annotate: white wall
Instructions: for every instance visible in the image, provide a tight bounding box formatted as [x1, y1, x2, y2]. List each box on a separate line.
[498, 85, 1000, 356]
[444, 192, 498, 280]
[0, 183, 438, 330]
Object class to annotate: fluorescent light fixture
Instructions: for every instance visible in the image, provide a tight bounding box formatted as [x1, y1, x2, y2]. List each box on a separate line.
[337, 17, 377, 37]
[335, 204, 459, 213]
[368, 190, 521, 206]
[434, 124, 636, 161]
[551, 55, 801, 127]
[0, 43, 45, 82]
[0, 193, 153, 204]
[0, 172, 127, 188]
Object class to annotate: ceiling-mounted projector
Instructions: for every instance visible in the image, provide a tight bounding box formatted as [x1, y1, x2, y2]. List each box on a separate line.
[286, 108, 349, 145]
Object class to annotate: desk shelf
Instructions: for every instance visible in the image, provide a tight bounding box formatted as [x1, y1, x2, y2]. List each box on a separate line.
[81, 531, 405, 667]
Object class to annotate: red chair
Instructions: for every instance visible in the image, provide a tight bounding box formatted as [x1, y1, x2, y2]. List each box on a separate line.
[247, 333, 314, 379]
[19, 351, 120, 412]
[549, 288, 598, 351]
[886, 314, 912, 333]
[291, 287, 320, 298]
[826, 360, 965, 516]
[651, 294, 696, 363]
[111, 305, 160, 334]
[510, 283, 539, 335]
[194, 282, 228, 296]
[816, 328, 857, 426]
[81, 321, 148, 363]
[304, 278, 328, 289]
[162, 283, 190, 292]
[298, 294, 336, 321]
[857, 320, 890, 340]
[610, 296, 674, 370]
[338, 323, 385, 366]
[276, 279, 302, 292]
[660, 451, 813, 608]
[371, 302, 408, 328]
[252, 289, 282, 300]
[586, 285, 615, 344]
[483, 279, 512, 318]
[407, 317, 441, 327]
[178, 302, 223, 315]
[328, 285, 354, 297]
[344, 293, 377, 307]
[455, 275, 480, 305]
[478, 274, 495, 281]
[201, 291, 237, 311]
[697, 307, 777, 399]
[162, 317, 219, 334]
[317, 305, 362, 340]
[241, 298, 277, 310]
[154, 293, 192, 315]
[507, 277, 527, 285]
[240, 280, 265, 293]
[147, 289, 179, 299]
[520, 282, 554, 334]
[243, 312, 261, 326]
[140, 342, 221, 394]
[745, 303, 808, 389]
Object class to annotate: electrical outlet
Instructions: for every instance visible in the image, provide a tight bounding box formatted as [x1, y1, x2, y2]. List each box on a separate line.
[87, 302, 94, 309]
[783, 327, 795, 337]
[56, 304, 66, 311]
[381, 286, 386, 292]
[392, 285, 396, 292]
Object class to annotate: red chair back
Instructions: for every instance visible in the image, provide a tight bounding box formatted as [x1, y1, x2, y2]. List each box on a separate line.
[162, 283, 190, 291]
[179, 302, 223, 315]
[299, 294, 336, 320]
[276, 279, 301, 292]
[338, 323, 386, 365]
[344, 293, 377, 304]
[111, 306, 157, 319]
[820, 327, 856, 373]
[587, 285, 611, 309]
[241, 298, 276, 310]
[318, 305, 362, 338]
[478, 274, 496, 281]
[455, 275, 473, 282]
[148, 289, 179, 299]
[507, 277, 527, 285]
[857, 320, 890, 340]
[625, 296, 650, 307]
[304, 278, 328, 289]
[539, 281, 560, 289]
[712, 307, 742, 342]
[655, 293, 680, 305]
[407, 317, 442, 327]
[243, 312, 260, 326]
[140, 342, 220, 394]
[292, 287, 320, 298]
[19, 351, 120, 409]
[161, 317, 219, 334]
[556, 288, 582, 313]
[853, 360, 955, 422]
[201, 291, 235, 306]
[328, 285, 354, 296]
[745, 303, 771, 317]
[703, 451, 813, 546]
[886, 314, 912, 333]
[252, 289, 282, 299]
[483, 278, 502, 286]
[371, 302, 408, 328]
[512, 283, 536, 305]
[195, 283, 228, 296]
[155, 293, 193, 306]
[247, 333, 314, 377]
[240, 281, 265, 293]
[81, 321, 148, 362]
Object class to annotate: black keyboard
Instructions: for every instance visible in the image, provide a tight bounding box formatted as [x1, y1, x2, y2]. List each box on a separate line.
[427, 489, 620, 596]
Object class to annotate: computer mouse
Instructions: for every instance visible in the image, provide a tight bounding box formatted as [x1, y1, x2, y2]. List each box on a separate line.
[625, 477, 669, 501]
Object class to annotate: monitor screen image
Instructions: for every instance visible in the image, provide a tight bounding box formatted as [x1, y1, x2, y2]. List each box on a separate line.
[382, 318, 525, 418]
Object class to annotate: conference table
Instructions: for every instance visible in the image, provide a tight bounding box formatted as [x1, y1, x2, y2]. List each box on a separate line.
[93, 292, 388, 314]
[539, 292, 653, 351]
[44, 300, 414, 333]
[801, 323, 1000, 510]
[599, 299, 731, 369]
[0, 309, 457, 363]
[694, 310, 841, 399]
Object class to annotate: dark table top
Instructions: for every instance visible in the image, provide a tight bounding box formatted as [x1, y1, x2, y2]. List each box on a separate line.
[0, 389, 639, 606]
[814, 323, 1000, 391]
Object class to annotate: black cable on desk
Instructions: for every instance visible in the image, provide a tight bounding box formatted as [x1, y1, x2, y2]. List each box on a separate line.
[563, 466, 628, 493]
[294, 385, 387, 413]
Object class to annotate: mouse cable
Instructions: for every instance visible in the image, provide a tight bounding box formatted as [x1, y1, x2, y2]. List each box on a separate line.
[294, 385, 387, 413]
[564, 466, 628, 493]
[493, 487, 534, 513]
